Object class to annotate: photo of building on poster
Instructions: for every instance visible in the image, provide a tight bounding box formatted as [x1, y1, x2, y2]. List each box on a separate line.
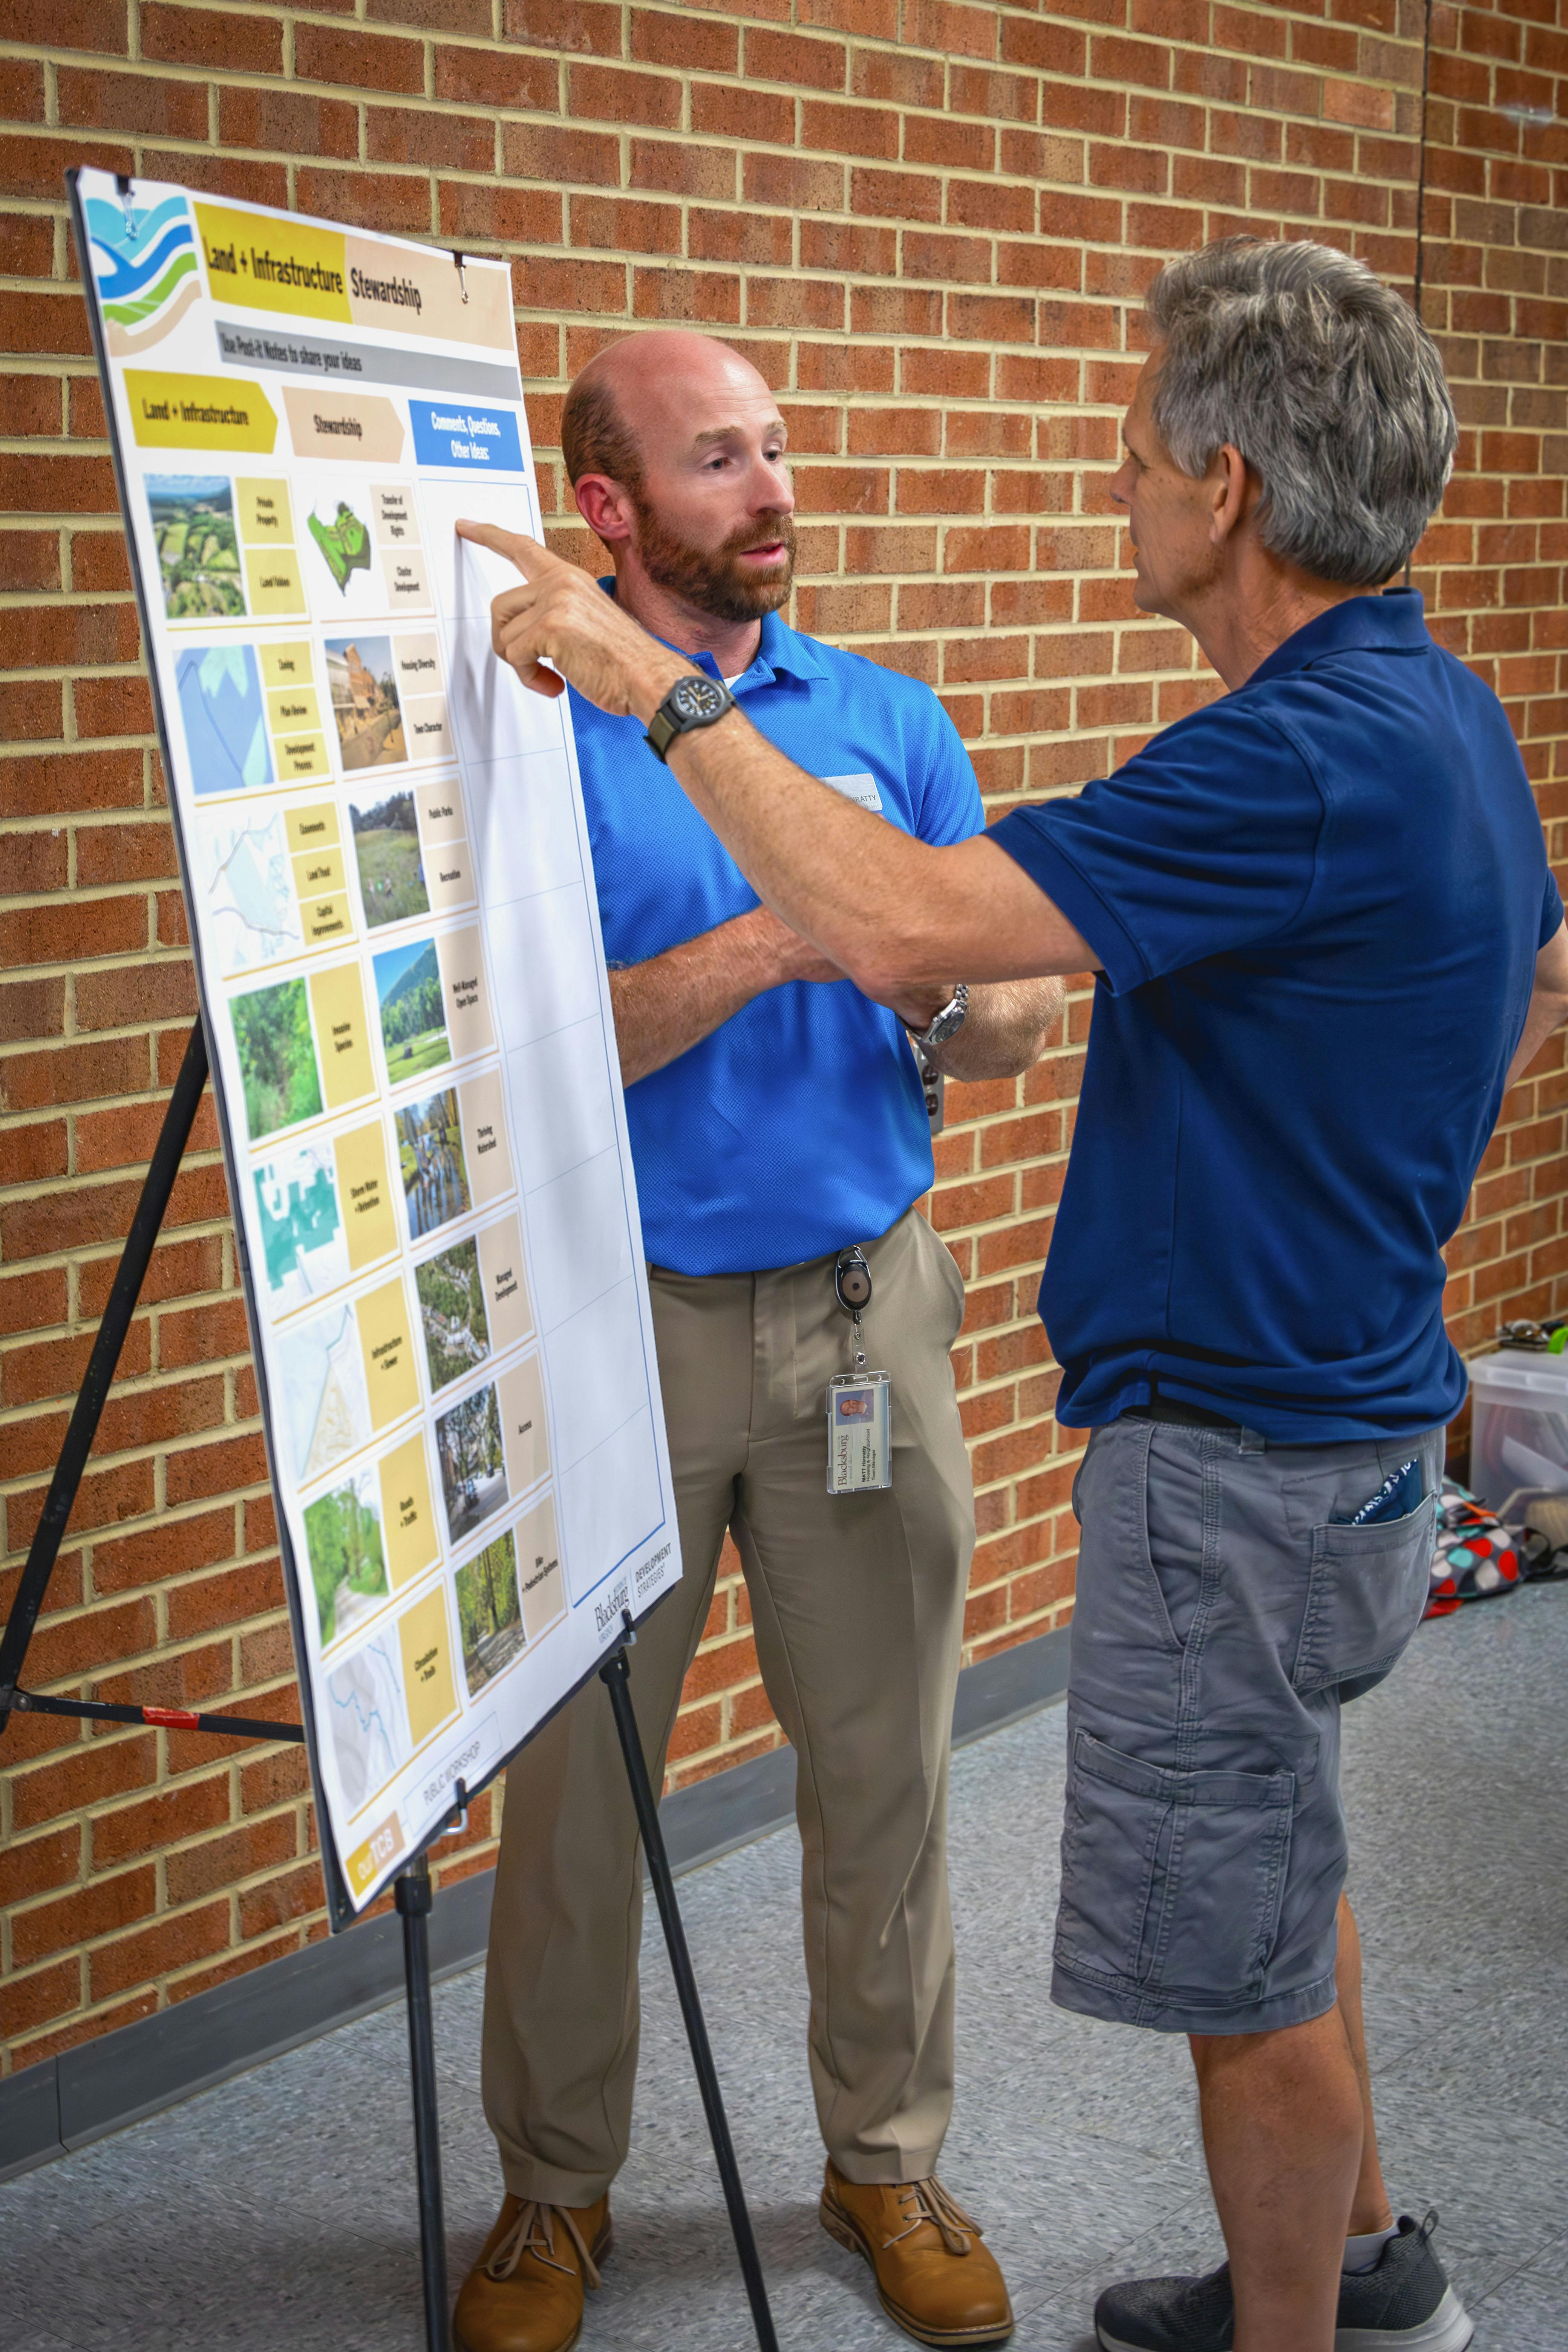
[327, 635, 405, 771]
[436, 1380, 507, 1545]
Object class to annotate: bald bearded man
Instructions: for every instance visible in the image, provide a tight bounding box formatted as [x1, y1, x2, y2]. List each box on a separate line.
[454, 333, 1058, 2352]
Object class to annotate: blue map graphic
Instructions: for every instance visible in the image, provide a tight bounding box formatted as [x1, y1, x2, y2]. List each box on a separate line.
[176, 645, 274, 795]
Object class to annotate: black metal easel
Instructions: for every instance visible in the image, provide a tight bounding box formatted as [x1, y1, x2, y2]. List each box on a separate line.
[0, 1013, 779, 2352]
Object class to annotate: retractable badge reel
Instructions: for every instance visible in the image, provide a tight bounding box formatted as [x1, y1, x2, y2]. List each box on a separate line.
[828, 1247, 893, 1494]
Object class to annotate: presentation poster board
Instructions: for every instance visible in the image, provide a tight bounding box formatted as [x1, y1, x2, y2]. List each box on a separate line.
[70, 166, 683, 1923]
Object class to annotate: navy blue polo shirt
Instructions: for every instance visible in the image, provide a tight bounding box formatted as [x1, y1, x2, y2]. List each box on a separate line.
[991, 589, 1561, 1441]
[571, 598, 984, 1275]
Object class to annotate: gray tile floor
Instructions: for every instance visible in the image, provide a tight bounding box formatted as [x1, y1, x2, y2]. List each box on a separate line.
[4, 1581, 1567, 2350]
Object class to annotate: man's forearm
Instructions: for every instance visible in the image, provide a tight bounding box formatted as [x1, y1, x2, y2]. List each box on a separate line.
[1505, 922, 1568, 1093]
[928, 977, 1065, 1082]
[666, 713, 1096, 994]
[609, 907, 838, 1086]
[466, 527, 1098, 991]
[1505, 984, 1568, 1092]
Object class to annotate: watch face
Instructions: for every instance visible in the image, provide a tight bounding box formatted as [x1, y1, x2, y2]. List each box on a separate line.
[671, 676, 726, 721]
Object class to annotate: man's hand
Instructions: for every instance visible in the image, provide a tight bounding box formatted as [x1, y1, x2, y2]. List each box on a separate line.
[455, 522, 690, 721]
[877, 981, 962, 1034]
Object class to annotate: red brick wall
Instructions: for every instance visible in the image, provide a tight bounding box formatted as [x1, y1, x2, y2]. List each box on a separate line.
[3, 0, 1566, 2075]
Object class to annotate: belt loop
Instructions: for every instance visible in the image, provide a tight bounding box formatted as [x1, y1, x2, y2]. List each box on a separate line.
[1239, 1425, 1267, 1454]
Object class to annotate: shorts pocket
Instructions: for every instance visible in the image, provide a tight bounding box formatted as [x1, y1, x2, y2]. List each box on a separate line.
[1055, 1730, 1294, 2007]
[1292, 1501, 1435, 1700]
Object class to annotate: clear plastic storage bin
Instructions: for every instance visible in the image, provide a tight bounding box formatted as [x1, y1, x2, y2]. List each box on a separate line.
[1467, 1348, 1568, 1519]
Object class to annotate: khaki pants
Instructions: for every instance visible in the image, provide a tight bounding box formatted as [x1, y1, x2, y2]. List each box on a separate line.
[480, 1205, 976, 2200]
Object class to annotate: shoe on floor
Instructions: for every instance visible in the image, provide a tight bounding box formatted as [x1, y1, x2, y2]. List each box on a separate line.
[453, 2193, 612, 2352]
[820, 2159, 1014, 2346]
[1093, 2208, 1471, 2352]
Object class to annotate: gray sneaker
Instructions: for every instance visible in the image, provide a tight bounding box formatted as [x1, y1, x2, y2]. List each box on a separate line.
[1094, 2210, 1472, 2352]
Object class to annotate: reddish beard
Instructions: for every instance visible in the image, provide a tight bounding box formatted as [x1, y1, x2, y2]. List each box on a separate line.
[629, 494, 796, 624]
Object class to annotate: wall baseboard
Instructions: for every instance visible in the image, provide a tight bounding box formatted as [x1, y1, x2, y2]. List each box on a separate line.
[0, 1622, 1069, 2185]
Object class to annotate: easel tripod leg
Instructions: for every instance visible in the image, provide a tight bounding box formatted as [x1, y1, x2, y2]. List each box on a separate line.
[601, 1641, 782, 2352]
[0, 1016, 208, 1718]
[398, 1854, 452, 2352]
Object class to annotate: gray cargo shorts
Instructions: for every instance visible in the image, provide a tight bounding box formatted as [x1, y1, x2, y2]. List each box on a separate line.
[1052, 1413, 1443, 2036]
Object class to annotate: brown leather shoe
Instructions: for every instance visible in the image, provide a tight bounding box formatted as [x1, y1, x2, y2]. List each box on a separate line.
[821, 2161, 1014, 2347]
[453, 2193, 612, 2352]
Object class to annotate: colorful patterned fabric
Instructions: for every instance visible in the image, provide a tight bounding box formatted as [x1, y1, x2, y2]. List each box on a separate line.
[1426, 1480, 1521, 1617]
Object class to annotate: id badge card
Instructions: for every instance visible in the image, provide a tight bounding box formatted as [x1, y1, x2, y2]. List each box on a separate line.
[828, 1369, 893, 1494]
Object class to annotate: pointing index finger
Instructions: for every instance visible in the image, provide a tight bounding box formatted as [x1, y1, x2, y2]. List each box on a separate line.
[454, 520, 549, 577]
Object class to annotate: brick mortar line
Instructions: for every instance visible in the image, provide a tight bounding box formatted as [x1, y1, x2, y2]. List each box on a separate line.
[0, 44, 1432, 109]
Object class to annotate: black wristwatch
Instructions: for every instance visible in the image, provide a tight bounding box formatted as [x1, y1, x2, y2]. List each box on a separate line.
[644, 673, 736, 764]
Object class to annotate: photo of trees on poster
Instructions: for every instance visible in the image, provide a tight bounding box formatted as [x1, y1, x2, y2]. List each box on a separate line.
[436, 1380, 507, 1543]
[303, 1468, 390, 1648]
[146, 474, 246, 620]
[351, 789, 429, 929]
[397, 1087, 470, 1240]
[374, 937, 449, 1081]
[416, 1236, 490, 1393]
[231, 977, 323, 1141]
[456, 1530, 525, 1698]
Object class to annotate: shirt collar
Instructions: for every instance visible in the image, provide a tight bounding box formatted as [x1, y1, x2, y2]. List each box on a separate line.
[1246, 586, 1430, 689]
[596, 578, 827, 694]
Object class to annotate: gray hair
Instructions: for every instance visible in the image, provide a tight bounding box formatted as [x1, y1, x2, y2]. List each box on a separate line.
[1144, 237, 1457, 587]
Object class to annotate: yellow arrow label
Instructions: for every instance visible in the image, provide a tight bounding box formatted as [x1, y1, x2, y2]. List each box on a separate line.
[196, 202, 352, 323]
[127, 372, 278, 452]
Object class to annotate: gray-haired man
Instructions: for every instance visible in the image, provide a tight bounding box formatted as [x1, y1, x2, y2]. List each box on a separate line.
[466, 237, 1568, 2352]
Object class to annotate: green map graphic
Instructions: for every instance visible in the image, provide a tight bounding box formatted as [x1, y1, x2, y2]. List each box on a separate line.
[309, 501, 373, 593]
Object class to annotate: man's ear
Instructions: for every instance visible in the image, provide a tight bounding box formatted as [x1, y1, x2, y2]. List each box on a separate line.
[1208, 443, 1254, 547]
[574, 473, 635, 544]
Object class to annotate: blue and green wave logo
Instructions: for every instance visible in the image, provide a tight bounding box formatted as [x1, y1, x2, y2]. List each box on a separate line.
[87, 194, 199, 350]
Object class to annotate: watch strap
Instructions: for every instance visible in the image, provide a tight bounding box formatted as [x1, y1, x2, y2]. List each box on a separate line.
[644, 675, 736, 765]
[907, 983, 969, 1050]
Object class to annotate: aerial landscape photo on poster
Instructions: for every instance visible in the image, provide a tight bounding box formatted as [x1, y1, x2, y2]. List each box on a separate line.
[327, 635, 405, 771]
[178, 644, 273, 794]
[327, 1626, 412, 1816]
[189, 807, 303, 976]
[374, 937, 449, 1081]
[436, 1380, 507, 1544]
[253, 1140, 350, 1313]
[397, 1087, 470, 1241]
[304, 1465, 390, 1648]
[230, 977, 323, 1142]
[351, 789, 429, 928]
[416, 1237, 490, 1393]
[456, 1530, 525, 1699]
[147, 475, 245, 620]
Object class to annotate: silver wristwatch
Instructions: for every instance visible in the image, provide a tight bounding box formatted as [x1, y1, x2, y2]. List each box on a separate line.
[907, 983, 968, 1050]
[644, 673, 736, 764]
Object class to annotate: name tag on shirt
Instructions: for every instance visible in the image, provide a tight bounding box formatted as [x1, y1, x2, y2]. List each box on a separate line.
[822, 771, 883, 813]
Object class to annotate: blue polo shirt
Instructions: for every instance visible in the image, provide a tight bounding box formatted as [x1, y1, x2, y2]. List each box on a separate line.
[571, 600, 984, 1275]
[991, 589, 1561, 1441]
